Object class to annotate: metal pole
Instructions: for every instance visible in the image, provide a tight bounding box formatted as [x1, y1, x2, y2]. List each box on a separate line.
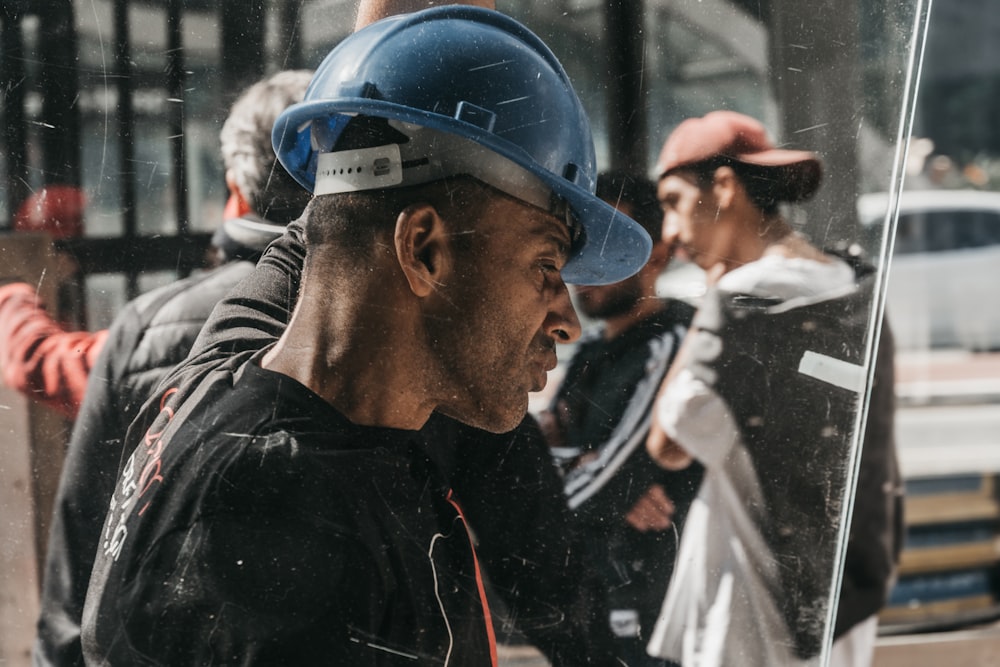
[221, 0, 265, 106]
[604, 0, 648, 172]
[767, 0, 863, 246]
[1, 8, 29, 227]
[277, 0, 304, 71]
[37, 0, 81, 189]
[166, 0, 189, 253]
[114, 0, 139, 298]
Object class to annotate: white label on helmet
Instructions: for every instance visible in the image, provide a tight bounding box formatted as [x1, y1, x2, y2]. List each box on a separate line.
[314, 144, 403, 195]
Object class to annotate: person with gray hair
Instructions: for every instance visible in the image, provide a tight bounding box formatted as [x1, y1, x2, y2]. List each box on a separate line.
[32, 70, 313, 667]
[213, 69, 314, 262]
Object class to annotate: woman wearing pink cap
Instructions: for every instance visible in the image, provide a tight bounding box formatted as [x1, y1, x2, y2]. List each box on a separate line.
[644, 111, 899, 667]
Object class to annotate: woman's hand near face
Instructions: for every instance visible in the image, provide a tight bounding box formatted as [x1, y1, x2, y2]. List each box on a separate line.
[646, 417, 694, 471]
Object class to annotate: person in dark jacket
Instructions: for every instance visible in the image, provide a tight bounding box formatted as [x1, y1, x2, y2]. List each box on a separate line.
[539, 171, 701, 667]
[81, 5, 651, 665]
[33, 69, 315, 667]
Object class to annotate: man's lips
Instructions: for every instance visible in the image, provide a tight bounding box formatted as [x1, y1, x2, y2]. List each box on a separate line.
[536, 337, 559, 370]
[529, 349, 558, 391]
[543, 348, 558, 372]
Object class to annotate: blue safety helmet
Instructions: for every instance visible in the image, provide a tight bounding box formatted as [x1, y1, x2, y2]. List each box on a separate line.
[273, 6, 651, 285]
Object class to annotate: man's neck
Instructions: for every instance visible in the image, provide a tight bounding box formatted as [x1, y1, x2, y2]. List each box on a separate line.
[261, 284, 435, 431]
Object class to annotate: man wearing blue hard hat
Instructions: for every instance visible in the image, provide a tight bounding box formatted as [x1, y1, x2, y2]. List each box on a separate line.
[81, 2, 649, 666]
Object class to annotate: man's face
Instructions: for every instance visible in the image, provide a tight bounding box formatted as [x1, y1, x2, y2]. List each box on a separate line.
[429, 191, 581, 433]
[658, 172, 720, 270]
[573, 275, 643, 321]
[572, 201, 643, 320]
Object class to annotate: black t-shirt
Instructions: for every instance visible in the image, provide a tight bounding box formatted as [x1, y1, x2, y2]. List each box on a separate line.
[82, 362, 495, 666]
[110, 222, 620, 666]
[557, 303, 694, 453]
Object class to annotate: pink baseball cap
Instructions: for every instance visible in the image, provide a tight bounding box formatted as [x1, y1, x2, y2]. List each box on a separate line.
[656, 111, 822, 201]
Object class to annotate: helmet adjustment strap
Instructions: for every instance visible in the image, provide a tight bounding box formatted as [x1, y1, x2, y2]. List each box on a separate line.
[314, 121, 565, 222]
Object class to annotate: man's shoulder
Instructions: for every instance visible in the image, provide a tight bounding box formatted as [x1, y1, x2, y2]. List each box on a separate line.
[194, 428, 367, 520]
[634, 298, 695, 335]
[107, 262, 256, 390]
[170, 364, 387, 463]
[82, 412, 384, 667]
[126, 370, 371, 528]
[134, 364, 419, 503]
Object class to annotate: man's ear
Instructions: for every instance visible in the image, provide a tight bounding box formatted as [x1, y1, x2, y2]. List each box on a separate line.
[394, 203, 451, 298]
[711, 165, 738, 211]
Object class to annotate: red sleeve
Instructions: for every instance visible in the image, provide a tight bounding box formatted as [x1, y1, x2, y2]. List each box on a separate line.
[0, 283, 108, 418]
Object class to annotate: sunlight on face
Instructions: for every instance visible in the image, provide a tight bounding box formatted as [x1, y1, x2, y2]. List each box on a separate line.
[430, 191, 580, 433]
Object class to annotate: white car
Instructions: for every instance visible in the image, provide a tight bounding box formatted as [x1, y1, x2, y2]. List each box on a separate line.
[859, 189, 1000, 351]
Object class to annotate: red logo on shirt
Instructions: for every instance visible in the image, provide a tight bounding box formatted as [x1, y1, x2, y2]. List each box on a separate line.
[101, 387, 178, 561]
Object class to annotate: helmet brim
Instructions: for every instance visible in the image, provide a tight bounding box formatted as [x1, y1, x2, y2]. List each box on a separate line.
[274, 100, 652, 286]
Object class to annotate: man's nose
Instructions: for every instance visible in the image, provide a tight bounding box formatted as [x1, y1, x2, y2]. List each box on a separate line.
[545, 281, 581, 344]
[661, 213, 679, 245]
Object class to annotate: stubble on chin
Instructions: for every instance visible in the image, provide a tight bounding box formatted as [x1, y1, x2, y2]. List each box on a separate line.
[436, 385, 528, 435]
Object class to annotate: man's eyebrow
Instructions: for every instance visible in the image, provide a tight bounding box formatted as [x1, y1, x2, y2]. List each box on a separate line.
[549, 235, 571, 259]
[519, 208, 569, 243]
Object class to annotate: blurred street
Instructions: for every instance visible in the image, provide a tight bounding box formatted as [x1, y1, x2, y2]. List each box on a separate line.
[895, 350, 1000, 477]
